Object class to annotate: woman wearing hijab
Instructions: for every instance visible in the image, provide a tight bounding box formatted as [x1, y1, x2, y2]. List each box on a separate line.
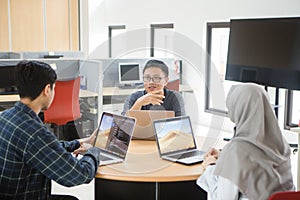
[197, 83, 295, 200]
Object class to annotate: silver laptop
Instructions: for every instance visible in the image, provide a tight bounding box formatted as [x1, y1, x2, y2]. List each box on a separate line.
[153, 116, 205, 165]
[94, 112, 136, 166]
[125, 110, 175, 140]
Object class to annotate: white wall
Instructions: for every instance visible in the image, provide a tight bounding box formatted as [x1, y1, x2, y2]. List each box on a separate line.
[81, 0, 300, 137]
[84, 0, 300, 54]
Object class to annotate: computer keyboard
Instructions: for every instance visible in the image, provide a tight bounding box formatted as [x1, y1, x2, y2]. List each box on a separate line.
[118, 85, 140, 89]
[169, 150, 202, 159]
[74, 153, 112, 161]
[179, 151, 203, 159]
[100, 154, 112, 161]
[0, 102, 15, 111]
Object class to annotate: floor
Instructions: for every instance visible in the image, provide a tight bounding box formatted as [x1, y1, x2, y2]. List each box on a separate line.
[52, 179, 94, 200]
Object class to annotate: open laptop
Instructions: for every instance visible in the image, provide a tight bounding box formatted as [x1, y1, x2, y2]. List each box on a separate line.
[153, 116, 205, 165]
[125, 110, 175, 140]
[93, 112, 136, 166]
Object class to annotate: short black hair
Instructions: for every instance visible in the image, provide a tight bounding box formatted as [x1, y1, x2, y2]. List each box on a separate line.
[15, 60, 57, 100]
[143, 59, 169, 77]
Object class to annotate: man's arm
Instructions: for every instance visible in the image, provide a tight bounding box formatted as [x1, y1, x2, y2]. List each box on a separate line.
[25, 130, 100, 187]
[172, 91, 186, 116]
[60, 140, 80, 152]
[121, 95, 133, 115]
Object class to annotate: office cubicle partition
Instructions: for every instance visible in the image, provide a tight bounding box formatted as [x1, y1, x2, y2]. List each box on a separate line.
[100, 58, 180, 87]
[0, 58, 102, 140]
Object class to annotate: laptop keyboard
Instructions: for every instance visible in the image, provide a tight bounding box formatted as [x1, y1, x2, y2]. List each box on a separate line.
[170, 150, 203, 159]
[100, 154, 112, 161]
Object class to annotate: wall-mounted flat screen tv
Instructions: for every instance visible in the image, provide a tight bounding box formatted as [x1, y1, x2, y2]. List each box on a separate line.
[225, 17, 300, 90]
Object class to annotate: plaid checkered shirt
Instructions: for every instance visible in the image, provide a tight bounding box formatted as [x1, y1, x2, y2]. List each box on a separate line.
[0, 102, 99, 199]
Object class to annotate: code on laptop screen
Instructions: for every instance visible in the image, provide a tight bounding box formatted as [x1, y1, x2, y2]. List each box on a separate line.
[95, 113, 135, 158]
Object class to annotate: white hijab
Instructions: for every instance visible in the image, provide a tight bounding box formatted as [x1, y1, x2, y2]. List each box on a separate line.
[214, 83, 294, 200]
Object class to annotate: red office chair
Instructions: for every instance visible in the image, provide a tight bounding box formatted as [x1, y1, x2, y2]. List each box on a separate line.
[268, 191, 300, 200]
[165, 79, 180, 91]
[44, 77, 81, 140]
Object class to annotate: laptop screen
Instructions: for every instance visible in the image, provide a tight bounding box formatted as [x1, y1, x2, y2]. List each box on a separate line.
[126, 110, 175, 127]
[126, 110, 175, 140]
[94, 112, 135, 158]
[154, 116, 196, 155]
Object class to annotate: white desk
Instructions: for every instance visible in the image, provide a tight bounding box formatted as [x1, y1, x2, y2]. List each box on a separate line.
[0, 89, 98, 103]
[0, 86, 191, 102]
[0, 94, 19, 103]
[102, 84, 193, 97]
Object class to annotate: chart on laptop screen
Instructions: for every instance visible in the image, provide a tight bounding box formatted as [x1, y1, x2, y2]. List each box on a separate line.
[155, 117, 196, 154]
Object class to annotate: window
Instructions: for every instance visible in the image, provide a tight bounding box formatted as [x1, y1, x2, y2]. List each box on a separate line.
[285, 90, 300, 128]
[291, 92, 300, 125]
[150, 23, 174, 57]
[108, 25, 126, 58]
[205, 22, 230, 115]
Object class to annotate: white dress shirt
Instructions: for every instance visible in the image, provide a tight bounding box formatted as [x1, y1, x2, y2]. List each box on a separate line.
[197, 165, 248, 200]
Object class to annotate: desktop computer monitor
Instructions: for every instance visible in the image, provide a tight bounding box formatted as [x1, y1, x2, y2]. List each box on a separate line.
[0, 66, 18, 94]
[118, 63, 142, 86]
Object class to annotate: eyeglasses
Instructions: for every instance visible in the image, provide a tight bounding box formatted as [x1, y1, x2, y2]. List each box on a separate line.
[143, 76, 165, 83]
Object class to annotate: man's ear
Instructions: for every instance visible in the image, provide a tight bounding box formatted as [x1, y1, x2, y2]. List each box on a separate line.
[44, 84, 52, 97]
[164, 77, 170, 86]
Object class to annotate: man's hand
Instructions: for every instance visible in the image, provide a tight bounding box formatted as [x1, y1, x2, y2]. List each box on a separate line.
[73, 129, 98, 156]
[137, 90, 165, 106]
[73, 143, 93, 157]
[78, 129, 98, 145]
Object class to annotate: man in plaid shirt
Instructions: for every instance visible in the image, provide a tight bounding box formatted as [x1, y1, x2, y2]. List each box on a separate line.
[0, 60, 101, 199]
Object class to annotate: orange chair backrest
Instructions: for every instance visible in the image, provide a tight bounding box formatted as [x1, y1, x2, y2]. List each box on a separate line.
[44, 77, 81, 125]
[165, 79, 180, 91]
[268, 191, 300, 200]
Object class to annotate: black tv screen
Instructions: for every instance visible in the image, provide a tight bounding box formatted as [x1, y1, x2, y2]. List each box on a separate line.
[225, 17, 300, 90]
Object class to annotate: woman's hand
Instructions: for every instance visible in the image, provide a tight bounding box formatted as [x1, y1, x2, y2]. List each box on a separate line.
[204, 147, 220, 159]
[201, 148, 220, 170]
[202, 155, 217, 168]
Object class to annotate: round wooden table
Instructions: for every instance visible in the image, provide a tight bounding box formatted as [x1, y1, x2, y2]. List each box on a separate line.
[95, 139, 205, 182]
[95, 137, 224, 200]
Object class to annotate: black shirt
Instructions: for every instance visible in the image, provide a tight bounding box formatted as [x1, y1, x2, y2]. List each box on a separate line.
[121, 88, 185, 116]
